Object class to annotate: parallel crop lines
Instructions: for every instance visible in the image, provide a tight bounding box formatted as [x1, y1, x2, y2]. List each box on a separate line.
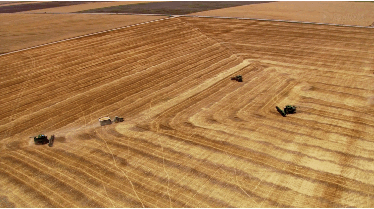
[1, 16, 374, 207]
[0, 18, 239, 140]
[148, 18, 374, 207]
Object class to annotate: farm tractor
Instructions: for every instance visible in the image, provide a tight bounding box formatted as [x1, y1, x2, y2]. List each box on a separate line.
[276, 105, 296, 117]
[33, 134, 55, 147]
[99, 116, 124, 126]
[231, 75, 243, 82]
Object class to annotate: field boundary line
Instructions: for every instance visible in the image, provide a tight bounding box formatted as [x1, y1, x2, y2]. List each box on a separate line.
[0, 16, 175, 57]
[2, 13, 372, 57]
[174, 15, 374, 29]
[14, 12, 374, 29]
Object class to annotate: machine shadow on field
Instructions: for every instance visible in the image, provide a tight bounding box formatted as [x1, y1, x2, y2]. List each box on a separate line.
[54, 136, 66, 143]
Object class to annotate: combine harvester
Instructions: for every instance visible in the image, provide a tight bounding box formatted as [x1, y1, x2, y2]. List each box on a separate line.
[33, 134, 55, 147]
[231, 75, 243, 82]
[99, 116, 124, 126]
[276, 105, 296, 117]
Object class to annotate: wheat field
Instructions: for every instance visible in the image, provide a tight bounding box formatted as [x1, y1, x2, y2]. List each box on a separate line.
[0, 17, 373, 207]
[190, 1, 374, 26]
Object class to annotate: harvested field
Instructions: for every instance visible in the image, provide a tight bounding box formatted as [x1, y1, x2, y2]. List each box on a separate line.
[78, 1, 270, 15]
[17, 1, 155, 13]
[191, 1, 374, 26]
[0, 1, 90, 13]
[1, 16, 374, 207]
[0, 14, 167, 53]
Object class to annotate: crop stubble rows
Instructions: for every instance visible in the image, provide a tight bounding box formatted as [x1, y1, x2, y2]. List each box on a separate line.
[0, 17, 374, 207]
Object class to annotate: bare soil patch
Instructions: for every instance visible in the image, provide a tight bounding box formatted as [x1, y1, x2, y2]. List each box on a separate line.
[78, 1, 270, 15]
[0, 14, 166, 53]
[0, 1, 91, 13]
[191, 1, 374, 26]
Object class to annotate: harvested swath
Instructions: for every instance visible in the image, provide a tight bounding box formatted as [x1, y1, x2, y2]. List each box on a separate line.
[0, 18, 243, 207]
[1, 16, 374, 207]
